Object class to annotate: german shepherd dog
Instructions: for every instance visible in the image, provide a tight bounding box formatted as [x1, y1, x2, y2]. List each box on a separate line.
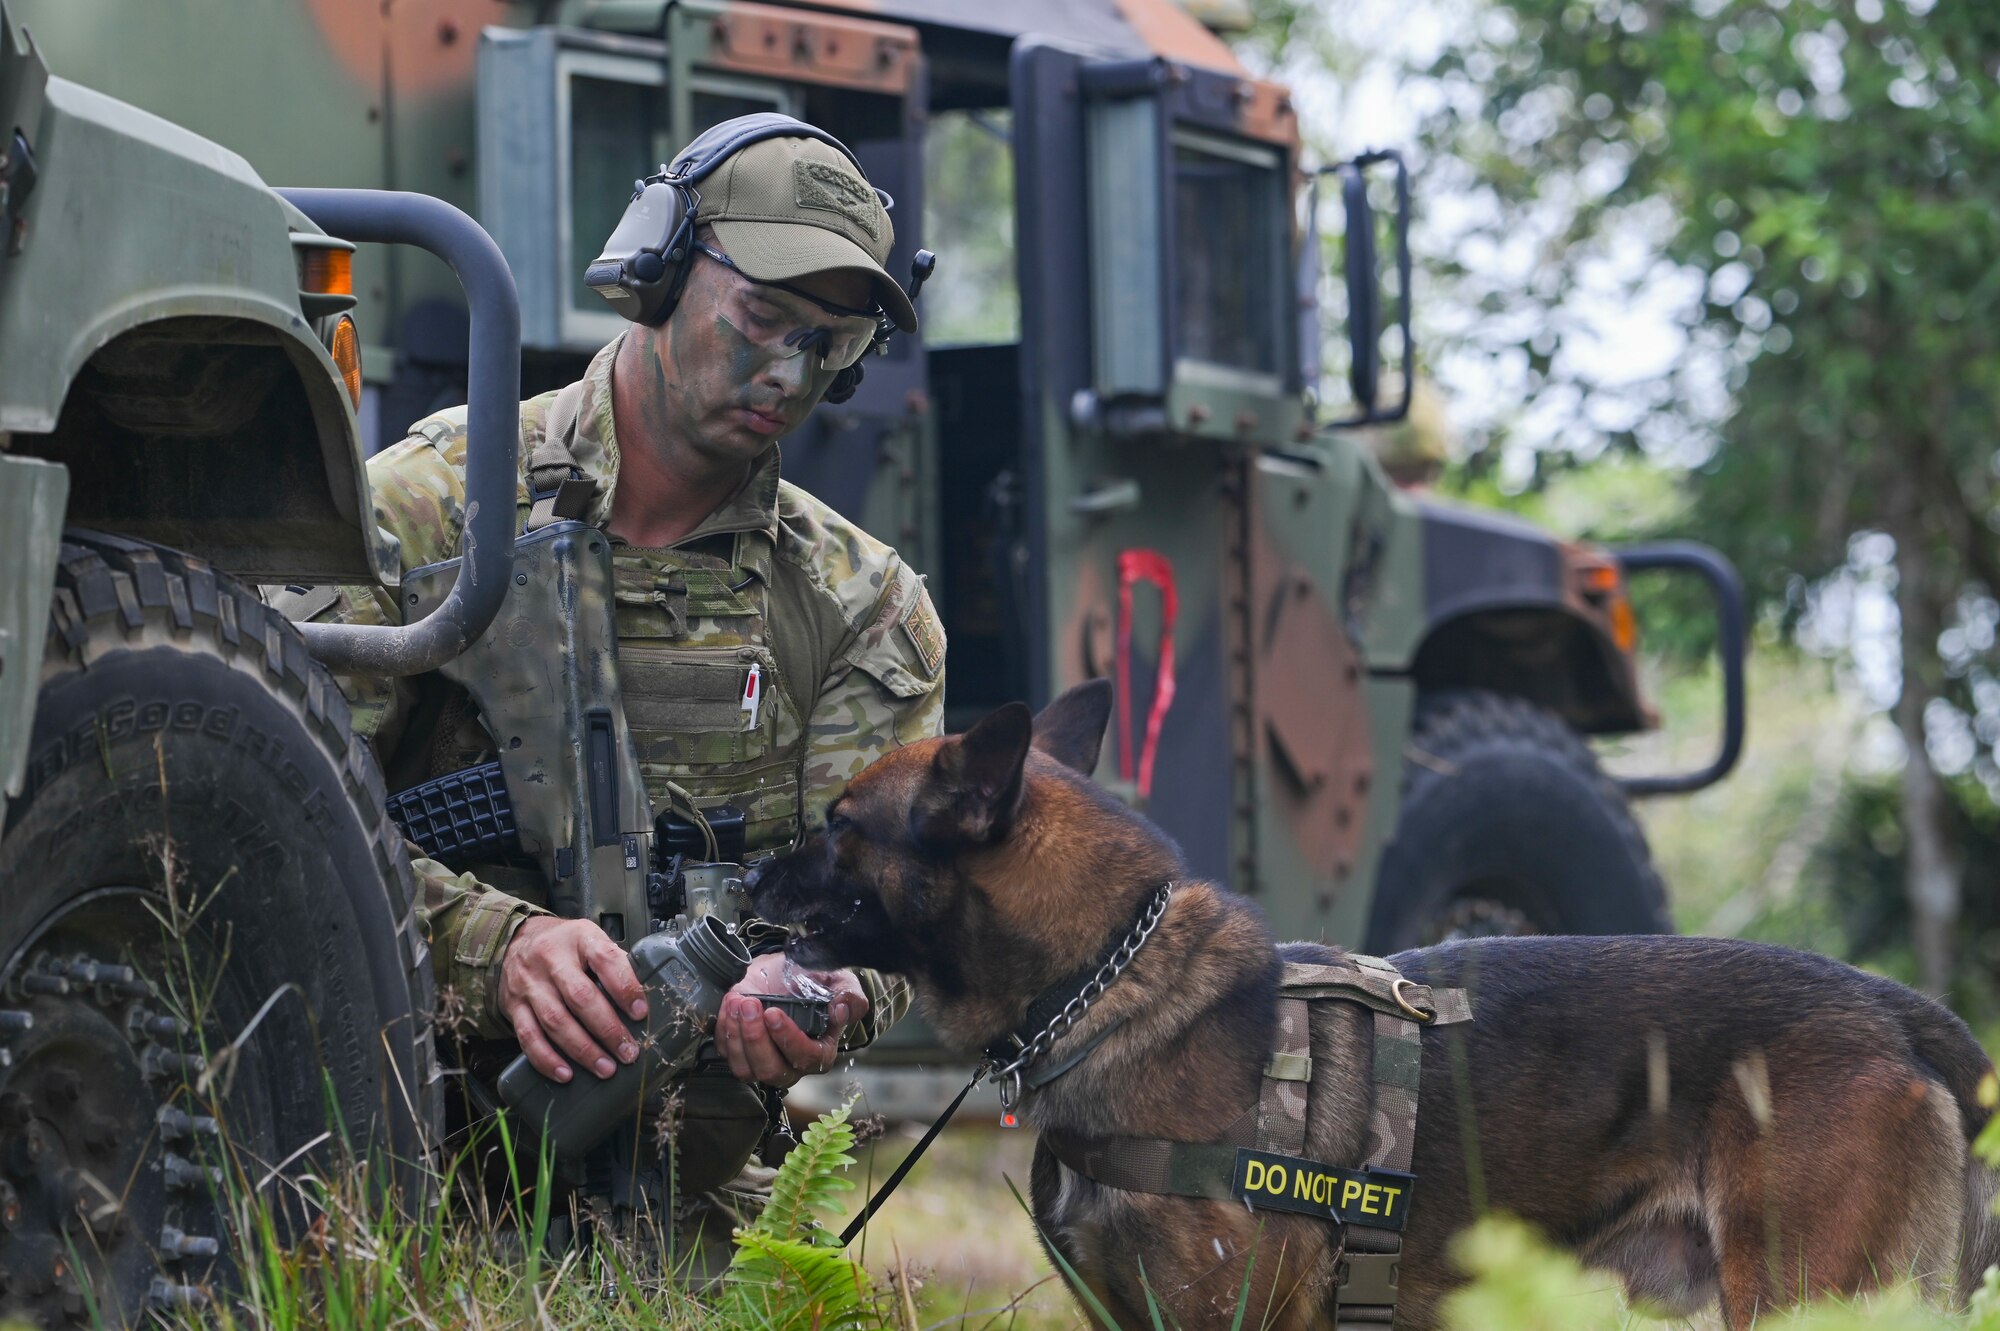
[749, 682, 2000, 1328]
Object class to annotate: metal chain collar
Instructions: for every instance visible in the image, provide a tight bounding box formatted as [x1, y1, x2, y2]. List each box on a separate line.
[988, 882, 1176, 1111]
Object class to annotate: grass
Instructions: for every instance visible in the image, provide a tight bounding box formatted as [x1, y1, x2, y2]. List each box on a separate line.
[116, 947, 2000, 1331]
[139, 1122, 1091, 1331]
[147, 1087, 2000, 1331]
[1437, 1213, 2000, 1331]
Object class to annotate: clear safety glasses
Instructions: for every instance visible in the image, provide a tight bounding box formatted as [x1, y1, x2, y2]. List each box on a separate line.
[696, 244, 882, 372]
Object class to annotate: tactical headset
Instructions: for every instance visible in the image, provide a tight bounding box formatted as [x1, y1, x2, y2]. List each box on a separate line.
[585, 112, 908, 406]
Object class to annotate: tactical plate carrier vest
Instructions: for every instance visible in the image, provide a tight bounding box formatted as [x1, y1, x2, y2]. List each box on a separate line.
[508, 356, 919, 856]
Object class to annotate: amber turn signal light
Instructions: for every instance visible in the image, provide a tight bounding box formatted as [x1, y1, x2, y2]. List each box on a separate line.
[1608, 595, 1637, 654]
[302, 246, 354, 297]
[1581, 563, 1622, 594]
[1575, 559, 1638, 653]
[330, 315, 362, 409]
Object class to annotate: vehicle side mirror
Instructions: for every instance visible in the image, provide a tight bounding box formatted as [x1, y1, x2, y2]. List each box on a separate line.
[1319, 149, 1412, 429]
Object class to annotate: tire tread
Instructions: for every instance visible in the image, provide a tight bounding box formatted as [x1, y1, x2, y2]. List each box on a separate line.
[39, 531, 443, 1163]
[1372, 687, 1668, 946]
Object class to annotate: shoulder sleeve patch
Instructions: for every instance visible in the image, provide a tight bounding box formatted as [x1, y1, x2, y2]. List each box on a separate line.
[842, 566, 944, 700]
[900, 592, 945, 681]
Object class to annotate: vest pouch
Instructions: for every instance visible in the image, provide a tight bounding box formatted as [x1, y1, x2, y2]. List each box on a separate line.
[620, 644, 802, 852]
[611, 552, 762, 642]
[620, 648, 765, 763]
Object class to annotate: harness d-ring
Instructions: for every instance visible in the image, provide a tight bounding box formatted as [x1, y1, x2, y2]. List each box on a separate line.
[1391, 976, 1436, 1023]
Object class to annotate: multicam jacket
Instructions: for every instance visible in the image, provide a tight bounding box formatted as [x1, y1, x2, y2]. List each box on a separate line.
[310, 334, 939, 1043]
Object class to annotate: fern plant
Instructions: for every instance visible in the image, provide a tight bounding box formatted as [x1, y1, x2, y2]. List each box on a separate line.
[717, 1099, 878, 1331]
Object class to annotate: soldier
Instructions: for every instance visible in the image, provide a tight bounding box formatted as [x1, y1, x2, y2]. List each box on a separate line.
[301, 124, 943, 1265]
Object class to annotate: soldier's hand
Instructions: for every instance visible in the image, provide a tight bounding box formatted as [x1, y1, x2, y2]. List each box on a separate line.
[497, 917, 649, 1083]
[716, 955, 868, 1089]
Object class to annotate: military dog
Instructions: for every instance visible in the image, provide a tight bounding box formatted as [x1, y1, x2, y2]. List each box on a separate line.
[749, 681, 2000, 1328]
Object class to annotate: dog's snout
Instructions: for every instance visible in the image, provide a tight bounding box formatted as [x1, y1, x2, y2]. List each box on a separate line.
[744, 856, 787, 910]
[745, 846, 814, 918]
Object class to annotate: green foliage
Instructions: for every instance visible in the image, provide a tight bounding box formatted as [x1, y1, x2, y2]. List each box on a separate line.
[1440, 1216, 1625, 1331]
[1623, 648, 1859, 944]
[1438, 452, 1692, 546]
[738, 1099, 860, 1248]
[717, 1099, 877, 1331]
[1405, 0, 2000, 992]
[1972, 1071, 2000, 1169]
[1420, 0, 2000, 747]
[1781, 772, 2000, 1009]
[719, 1235, 875, 1331]
[921, 110, 1020, 348]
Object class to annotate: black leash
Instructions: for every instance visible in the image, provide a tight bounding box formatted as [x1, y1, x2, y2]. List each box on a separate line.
[839, 1067, 984, 1247]
[838, 883, 1176, 1245]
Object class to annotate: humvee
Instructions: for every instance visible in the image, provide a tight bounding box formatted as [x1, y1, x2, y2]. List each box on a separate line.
[0, 0, 1744, 1317]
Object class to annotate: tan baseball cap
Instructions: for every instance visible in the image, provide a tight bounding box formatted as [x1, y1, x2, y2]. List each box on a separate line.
[696, 135, 918, 333]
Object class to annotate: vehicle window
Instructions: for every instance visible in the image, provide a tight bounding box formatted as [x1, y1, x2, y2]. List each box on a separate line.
[1174, 130, 1283, 376]
[923, 109, 1020, 347]
[566, 73, 789, 320]
[569, 74, 664, 317]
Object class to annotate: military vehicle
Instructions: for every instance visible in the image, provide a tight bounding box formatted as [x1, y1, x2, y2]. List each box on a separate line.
[0, 0, 1746, 1316]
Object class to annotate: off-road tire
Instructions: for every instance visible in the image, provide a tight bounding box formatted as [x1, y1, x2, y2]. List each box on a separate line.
[1366, 689, 1670, 952]
[0, 533, 440, 1324]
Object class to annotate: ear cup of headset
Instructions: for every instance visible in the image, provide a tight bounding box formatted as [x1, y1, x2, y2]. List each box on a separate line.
[586, 179, 693, 325]
[822, 361, 865, 406]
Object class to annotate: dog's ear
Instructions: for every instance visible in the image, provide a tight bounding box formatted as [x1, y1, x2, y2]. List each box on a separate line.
[916, 702, 1033, 847]
[1032, 679, 1114, 775]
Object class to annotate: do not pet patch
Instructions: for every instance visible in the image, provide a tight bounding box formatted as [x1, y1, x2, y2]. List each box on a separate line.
[1230, 1148, 1415, 1231]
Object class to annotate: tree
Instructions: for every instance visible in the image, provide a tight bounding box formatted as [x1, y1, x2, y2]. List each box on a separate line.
[1410, 0, 2000, 992]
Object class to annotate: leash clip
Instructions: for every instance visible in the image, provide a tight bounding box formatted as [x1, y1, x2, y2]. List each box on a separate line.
[999, 1067, 1024, 1113]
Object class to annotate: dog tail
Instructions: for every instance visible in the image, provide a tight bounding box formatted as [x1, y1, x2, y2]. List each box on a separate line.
[1960, 1155, 2000, 1302]
[1888, 985, 2000, 1298]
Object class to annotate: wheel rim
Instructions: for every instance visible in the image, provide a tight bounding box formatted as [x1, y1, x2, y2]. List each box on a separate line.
[0, 887, 235, 1324]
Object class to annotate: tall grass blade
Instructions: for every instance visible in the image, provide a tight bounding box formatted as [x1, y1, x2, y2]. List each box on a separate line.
[1002, 1174, 1122, 1331]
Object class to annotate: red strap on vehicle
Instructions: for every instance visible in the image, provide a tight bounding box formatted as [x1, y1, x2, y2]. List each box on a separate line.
[1115, 550, 1178, 801]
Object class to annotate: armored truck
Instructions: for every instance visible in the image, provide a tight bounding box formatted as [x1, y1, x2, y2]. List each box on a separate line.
[0, 0, 1744, 1317]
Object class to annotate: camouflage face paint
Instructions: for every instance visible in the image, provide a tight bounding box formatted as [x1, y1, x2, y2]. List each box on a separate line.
[620, 260, 840, 476]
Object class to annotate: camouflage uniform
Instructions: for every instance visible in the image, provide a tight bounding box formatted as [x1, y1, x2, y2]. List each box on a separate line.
[315, 329, 936, 1035]
[304, 331, 939, 1247]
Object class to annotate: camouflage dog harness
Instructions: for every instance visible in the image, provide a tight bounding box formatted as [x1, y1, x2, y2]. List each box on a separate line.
[1045, 955, 1473, 1328]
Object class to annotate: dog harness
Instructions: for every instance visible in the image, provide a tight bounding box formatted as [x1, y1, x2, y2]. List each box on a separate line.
[1044, 954, 1473, 1328]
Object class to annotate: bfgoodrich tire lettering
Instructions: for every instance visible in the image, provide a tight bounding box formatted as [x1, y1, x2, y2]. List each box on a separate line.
[1367, 689, 1669, 952]
[0, 534, 438, 1325]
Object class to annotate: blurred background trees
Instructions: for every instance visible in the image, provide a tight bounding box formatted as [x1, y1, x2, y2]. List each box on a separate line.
[1248, 0, 2000, 1001]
